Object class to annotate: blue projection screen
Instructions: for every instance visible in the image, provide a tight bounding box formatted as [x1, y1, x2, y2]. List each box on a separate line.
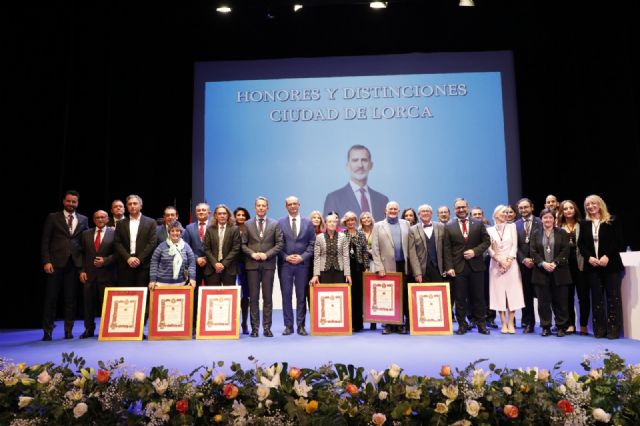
[193, 52, 520, 220]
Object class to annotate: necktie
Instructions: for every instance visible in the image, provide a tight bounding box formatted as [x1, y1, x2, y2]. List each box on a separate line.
[461, 219, 468, 241]
[218, 226, 225, 261]
[359, 188, 370, 213]
[67, 214, 74, 233]
[199, 222, 206, 241]
[95, 228, 102, 251]
[291, 217, 297, 237]
[258, 218, 265, 235]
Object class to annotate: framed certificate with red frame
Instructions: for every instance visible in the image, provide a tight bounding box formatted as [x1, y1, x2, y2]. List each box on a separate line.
[310, 284, 351, 336]
[99, 287, 147, 341]
[408, 282, 453, 335]
[196, 286, 240, 339]
[148, 286, 194, 340]
[363, 272, 403, 325]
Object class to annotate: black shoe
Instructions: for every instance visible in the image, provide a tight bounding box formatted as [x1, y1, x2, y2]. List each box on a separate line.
[486, 320, 499, 329]
[541, 328, 551, 337]
[242, 324, 249, 335]
[264, 329, 274, 337]
[250, 330, 259, 338]
[398, 326, 409, 335]
[297, 327, 308, 336]
[456, 325, 468, 335]
[282, 326, 293, 336]
[64, 330, 73, 340]
[477, 326, 490, 335]
[466, 320, 475, 330]
[607, 331, 619, 339]
[556, 329, 566, 337]
[523, 325, 535, 334]
[42, 331, 52, 341]
[369, 323, 377, 330]
[382, 325, 392, 335]
[79, 329, 95, 339]
[551, 326, 558, 333]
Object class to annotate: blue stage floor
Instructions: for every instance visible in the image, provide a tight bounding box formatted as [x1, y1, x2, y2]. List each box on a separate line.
[2, 312, 639, 377]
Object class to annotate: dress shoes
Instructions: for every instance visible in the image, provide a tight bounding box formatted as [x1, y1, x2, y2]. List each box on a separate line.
[282, 326, 293, 336]
[242, 324, 249, 335]
[250, 330, 259, 338]
[382, 325, 392, 335]
[486, 320, 499, 329]
[541, 328, 551, 337]
[522, 325, 535, 334]
[79, 329, 95, 339]
[398, 326, 408, 335]
[477, 326, 490, 335]
[64, 330, 74, 340]
[455, 325, 468, 335]
[263, 329, 274, 337]
[369, 323, 377, 330]
[297, 327, 308, 336]
[556, 329, 566, 337]
[42, 331, 52, 341]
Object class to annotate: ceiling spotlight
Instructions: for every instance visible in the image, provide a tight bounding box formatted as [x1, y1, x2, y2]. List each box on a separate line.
[293, 4, 303, 12]
[370, 2, 387, 9]
[459, 0, 475, 6]
[216, 5, 232, 13]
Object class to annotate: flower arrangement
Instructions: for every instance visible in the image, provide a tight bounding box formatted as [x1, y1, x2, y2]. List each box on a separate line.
[1, 350, 638, 425]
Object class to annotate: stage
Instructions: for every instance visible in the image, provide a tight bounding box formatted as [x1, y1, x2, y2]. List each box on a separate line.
[2, 312, 639, 376]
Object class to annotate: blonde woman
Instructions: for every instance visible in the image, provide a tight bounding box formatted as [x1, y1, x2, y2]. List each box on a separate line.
[310, 214, 351, 285]
[578, 195, 624, 339]
[487, 205, 524, 334]
[359, 211, 376, 330]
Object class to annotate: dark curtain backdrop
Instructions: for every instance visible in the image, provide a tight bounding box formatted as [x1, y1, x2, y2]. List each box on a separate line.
[4, 1, 638, 328]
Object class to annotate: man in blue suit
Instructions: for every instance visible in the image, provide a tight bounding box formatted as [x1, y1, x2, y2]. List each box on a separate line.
[278, 196, 315, 336]
[323, 144, 389, 222]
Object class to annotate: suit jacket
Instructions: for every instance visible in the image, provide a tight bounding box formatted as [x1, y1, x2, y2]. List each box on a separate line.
[371, 219, 410, 274]
[578, 218, 624, 273]
[203, 224, 242, 275]
[113, 215, 158, 268]
[156, 220, 183, 246]
[408, 222, 445, 277]
[323, 183, 389, 222]
[530, 227, 572, 285]
[107, 217, 125, 228]
[182, 221, 208, 258]
[277, 216, 315, 267]
[313, 232, 351, 277]
[443, 218, 490, 274]
[41, 211, 89, 268]
[80, 227, 116, 282]
[515, 216, 542, 264]
[241, 217, 284, 270]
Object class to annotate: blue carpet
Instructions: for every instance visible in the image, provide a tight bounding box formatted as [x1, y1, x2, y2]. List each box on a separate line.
[2, 312, 639, 377]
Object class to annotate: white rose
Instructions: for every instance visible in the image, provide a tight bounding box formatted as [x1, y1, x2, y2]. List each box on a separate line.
[152, 378, 169, 396]
[588, 369, 601, 380]
[465, 399, 481, 417]
[18, 396, 33, 409]
[73, 402, 88, 418]
[442, 384, 459, 401]
[502, 386, 512, 395]
[593, 408, 611, 423]
[37, 370, 51, 384]
[388, 364, 402, 379]
[378, 391, 388, 400]
[405, 385, 422, 400]
[213, 371, 226, 385]
[133, 371, 146, 382]
[557, 384, 566, 395]
[256, 384, 270, 401]
[265, 399, 273, 409]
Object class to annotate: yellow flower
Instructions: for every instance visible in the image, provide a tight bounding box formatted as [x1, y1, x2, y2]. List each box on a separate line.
[18, 363, 27, 372]
[20, 378, 35, 386]
[305, 400, 318, 414]
[435, 402, 448, 414]
[403, 406, 412, 416]
[213, 414, 223, 423]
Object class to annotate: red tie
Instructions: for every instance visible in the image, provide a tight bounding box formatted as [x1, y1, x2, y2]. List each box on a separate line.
[461, 219, 468, 242]
[199, 222, 206, 241]
[359, 188, 370, 213]
[95, 228, 102, 251]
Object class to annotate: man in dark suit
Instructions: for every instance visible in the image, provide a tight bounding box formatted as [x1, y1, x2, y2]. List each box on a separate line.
[182, 202, 211, 287]
[277, 196, 315, 336]
[323, 144, 389, 221]
[107, 199, 125, 228]
[408, 204, 445, 283]
[515, 197, 542, 333]
[242, 196, 284, 337]
[443, 198, 491, 335]
[40, 190, 89, 340]
[113, 194, 158, 286]
[203, 204, 241, 286]
[155, 206, 182, 246]
[79, 210, 116, 338]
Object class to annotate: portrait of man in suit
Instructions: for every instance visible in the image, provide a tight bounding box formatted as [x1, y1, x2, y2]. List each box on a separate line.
[323, 144, 389, 222]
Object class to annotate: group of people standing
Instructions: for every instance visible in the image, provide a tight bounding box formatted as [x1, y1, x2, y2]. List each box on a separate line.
[41, 190, 625, 341]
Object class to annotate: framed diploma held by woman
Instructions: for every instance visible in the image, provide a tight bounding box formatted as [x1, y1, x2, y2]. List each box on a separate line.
[310, 284, 352, 336]
[408, 282, 453, 335]
[363, 272, 403, 325]
[196, 286, 240, 339]
[148, 286, 194, 340]
[99, 287, 148, 341]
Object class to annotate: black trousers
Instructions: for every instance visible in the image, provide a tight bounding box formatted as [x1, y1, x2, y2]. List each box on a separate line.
[586, 269, 622, 337]
[205, 270, 237, 286]
[453, 263, 486, 324]
[247, 266, 275, 331]
[117, 264, 150, 286]
[82, 280, 109, 330]
[519, 264, 536, 326]
[350, 261, 364, 331]
[42, 258, 78, 331]
[567, 254, 589, 328]
[535, 277, 568, 329]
